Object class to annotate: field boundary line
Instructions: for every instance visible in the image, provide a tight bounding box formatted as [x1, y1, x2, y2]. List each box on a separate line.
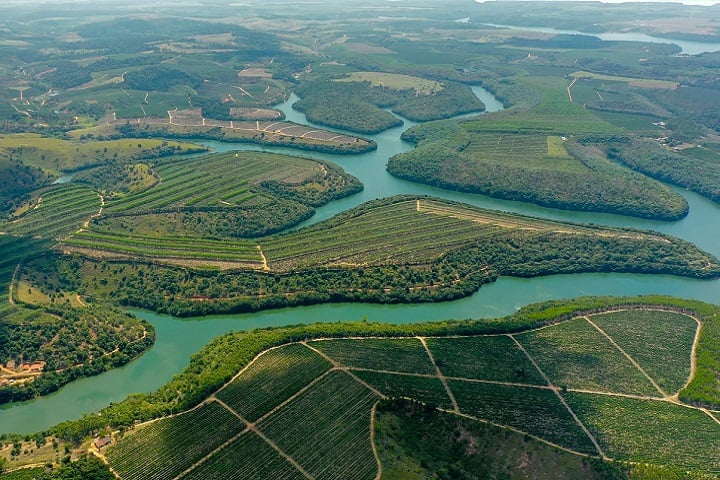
[509, 334, 606, 459]
[209, 396, 316, 480]
[447, 409, 595, 459]
[250, 425, 316, 480]
[301, 342, 387, 399]
[347, 365, 555, 390]
[589, 308, 703, 399]
[173, 424, 250, 480]
[370, 402, 383, 480]
[8, 263, 19, 305]
[254, 368, 334, 424]
[419, 336, 459, 412]
[584, 316, 668, 398]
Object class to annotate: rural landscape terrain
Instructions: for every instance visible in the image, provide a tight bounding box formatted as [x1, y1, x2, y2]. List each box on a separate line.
[1, 0, 720, 478]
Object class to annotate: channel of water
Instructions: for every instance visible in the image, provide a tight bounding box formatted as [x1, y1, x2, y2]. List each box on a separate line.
[2, 84, 720, 434]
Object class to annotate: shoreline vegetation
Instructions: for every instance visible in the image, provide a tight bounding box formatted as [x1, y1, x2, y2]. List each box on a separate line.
[32, 296, 720, 476]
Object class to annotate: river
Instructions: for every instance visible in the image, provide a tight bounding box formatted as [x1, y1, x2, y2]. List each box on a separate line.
[2, 85, 720, 434]
[482, 23, 720, 55]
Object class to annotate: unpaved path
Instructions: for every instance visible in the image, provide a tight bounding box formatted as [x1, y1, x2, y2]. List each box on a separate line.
[509, 334, 606, 458]
[419, 336, 459, 412]
[584, 316, 668, 398]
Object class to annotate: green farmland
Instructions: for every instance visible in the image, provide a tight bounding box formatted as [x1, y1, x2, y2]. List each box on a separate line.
[100, 300, 720, 479]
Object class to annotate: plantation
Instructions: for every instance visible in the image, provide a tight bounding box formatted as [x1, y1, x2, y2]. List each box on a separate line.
[352, 371, 455, 410]
[516, 318, 661, 396]
[96, 299, 720, 479]
[216, 343, 331, 422]
[590, 310, 697, 394]
[105, 401, 245, 480]
[34, 196, 719, 315]
[1, 185, 100, 239]
[425, 335, 546, 385]
[308, 338, 436, 374]
[180, 431, 306, 480]
[567, 393, 720, 473]
[389, 130, 688, 220]
[256, 371, 380, 480]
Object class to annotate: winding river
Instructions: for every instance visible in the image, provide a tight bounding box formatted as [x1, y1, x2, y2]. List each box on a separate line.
[3, 85, 720, 434]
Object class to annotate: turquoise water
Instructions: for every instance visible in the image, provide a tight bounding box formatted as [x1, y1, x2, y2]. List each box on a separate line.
[2, 85, 719, 434]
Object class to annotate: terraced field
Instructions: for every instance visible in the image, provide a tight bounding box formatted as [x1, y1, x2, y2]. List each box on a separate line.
[58, 196, 718, 276]
[106, 307, 720, 478]
[1, 185, 100, 239]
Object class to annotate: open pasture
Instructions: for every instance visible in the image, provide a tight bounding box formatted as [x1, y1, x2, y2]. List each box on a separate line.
[571, 71, 679, 90]
[0, 134, 200, 173]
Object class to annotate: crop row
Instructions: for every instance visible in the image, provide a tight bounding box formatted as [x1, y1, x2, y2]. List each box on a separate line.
[258, 370, 380, 480]
[353, 370, 454, 410]
[64, 230, 262, 262]
[516, 318, 661, 396]
[426, 335, 546, 385]
[567, 393, 720, 473]
[106, 152, 322, 213]
[589, 310, 697, 394]
[216, 343, 332, 422]
[449, 380, 598, 454]
[463, 133, 549, 159]
[106, 401, 246, 480]
[180, 430, 305, 480]
[4, 185, 99, 239]
[308, 338, 435, 375]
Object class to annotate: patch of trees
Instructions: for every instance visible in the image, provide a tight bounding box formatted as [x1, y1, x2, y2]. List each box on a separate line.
[387, 133, 689, 220]
[508, 34, 606, 49]
[293, 78, 484, 134]
[0, 303, 154, 405]
[0, 157, 53, 213]
[123, 67, 202, 92]
[42, 61, 92, 89]
[602, 136, 720, 204]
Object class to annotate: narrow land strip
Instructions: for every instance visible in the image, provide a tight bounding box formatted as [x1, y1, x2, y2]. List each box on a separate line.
[418, 336, 460, 412]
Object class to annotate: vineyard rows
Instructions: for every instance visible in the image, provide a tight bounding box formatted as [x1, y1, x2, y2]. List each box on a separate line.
[308, 338, 436, 375]
[425, 335, 546, 385]
[463, 133, 550, 160]
[104, 152, 324, 214]
[180, 430, 305, 480]
[449, 380, 599, 454]
[3, 185, 99, 239]
[589, 310, 697, 394]
[516, 318, 661, 396]
[216, 343, 332, 422]
[106, 401, 245, 480]
[107, 309, 715, 479]
[353, 370, 454, 410]
[257, 371, 380, 480]
[567, 393, 720, 473]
